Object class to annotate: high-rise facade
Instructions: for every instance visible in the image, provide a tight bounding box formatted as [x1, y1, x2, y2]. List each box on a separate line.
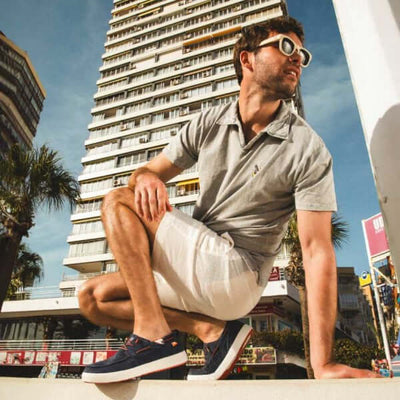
[0, 31, 46, 157]
[63, 0, 301, 274]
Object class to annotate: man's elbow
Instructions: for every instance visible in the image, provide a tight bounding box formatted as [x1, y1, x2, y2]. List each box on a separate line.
[302, 241, 336, 268]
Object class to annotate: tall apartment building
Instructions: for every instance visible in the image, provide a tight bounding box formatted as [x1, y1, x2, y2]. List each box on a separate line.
[63, 0, 303, 276]
[0, 32, 46, 156]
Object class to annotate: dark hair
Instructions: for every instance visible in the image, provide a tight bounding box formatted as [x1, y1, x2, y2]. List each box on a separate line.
[233, 16, 305, 85]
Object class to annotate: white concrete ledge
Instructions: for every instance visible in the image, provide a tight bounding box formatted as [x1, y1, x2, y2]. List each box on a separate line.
[0, 377, 399, 400]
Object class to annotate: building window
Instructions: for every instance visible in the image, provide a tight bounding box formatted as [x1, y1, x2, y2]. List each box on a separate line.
[118, 151, 147, 167]
[68, 240, 106, 257]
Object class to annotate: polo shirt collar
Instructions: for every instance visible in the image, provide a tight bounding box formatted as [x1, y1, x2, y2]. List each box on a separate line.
[217, 100, 292, 140]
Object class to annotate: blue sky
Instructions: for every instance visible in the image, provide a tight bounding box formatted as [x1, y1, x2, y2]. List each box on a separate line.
[0, 0, 380, 287]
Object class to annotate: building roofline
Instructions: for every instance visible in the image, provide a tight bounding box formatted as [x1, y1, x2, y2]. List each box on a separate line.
[0, 31, 47, 98]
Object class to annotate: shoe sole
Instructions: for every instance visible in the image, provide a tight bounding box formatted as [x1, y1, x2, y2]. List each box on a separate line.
[81, 351, 187, 383]
[187, 324, 253, 381]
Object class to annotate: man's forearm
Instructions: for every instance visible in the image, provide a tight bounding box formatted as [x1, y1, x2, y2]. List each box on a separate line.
[303, 248, 337, 377]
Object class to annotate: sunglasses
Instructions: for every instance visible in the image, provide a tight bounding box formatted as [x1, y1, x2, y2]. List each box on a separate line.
[257, 34, 312, 67]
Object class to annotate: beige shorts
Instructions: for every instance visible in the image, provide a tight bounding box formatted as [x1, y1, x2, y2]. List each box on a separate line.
[152, 208, 263, 321]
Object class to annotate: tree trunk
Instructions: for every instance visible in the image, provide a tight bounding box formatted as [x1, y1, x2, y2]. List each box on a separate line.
[0, 234, 22, 310]
[298, 286, 315, 379]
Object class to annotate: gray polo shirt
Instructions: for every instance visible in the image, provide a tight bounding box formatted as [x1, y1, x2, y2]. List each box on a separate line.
[163, 100, 337, 285]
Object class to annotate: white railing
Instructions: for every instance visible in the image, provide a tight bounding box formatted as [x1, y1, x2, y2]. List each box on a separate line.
[0, 338, 123, 351]
[62, 272, 105, 282]
[8, 286, 63, 301]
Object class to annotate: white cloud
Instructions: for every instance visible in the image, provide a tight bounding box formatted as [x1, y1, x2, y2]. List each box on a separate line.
[300, 55, 359, 137]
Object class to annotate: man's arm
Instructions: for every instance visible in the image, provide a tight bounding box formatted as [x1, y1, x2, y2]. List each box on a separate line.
[297, 210, 380, 379]
[128, 153, 183, 222]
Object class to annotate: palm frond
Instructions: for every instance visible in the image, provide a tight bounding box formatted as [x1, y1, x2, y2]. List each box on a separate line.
[14, 243, 44, 288]
[331, 213, 349, 249]
[0, 144, 80, 237]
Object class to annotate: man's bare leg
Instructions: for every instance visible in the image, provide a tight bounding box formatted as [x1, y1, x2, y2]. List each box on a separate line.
[80, 187, 252, 382]
[97, 187, 225, 342]
[79, 271, 225, 342]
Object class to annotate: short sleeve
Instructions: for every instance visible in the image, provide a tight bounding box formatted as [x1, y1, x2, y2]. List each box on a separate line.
[162, 112, 203, 170]
[294, 142, 337, 212]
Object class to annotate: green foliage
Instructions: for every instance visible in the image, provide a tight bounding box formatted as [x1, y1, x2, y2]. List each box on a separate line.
[4, 243, 43, 299]
[250, 331, 383, 370]
[0, 144, 80, 238]
[251, 330, 305, 358]
[13, 243, 43, 287]
[0, 144, 79, 307]
[334, 338, 384, 369]
[186, 334, 203, 353]
[5, 277, 23, 299]
[284, 212, 349, 288]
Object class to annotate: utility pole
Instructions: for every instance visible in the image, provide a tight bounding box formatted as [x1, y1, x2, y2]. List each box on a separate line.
[368, 263, 392, 371]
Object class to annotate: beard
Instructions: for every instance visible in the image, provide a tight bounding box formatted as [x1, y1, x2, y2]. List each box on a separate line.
[253, 59, 298, 100]
[257, 74, 297, 101]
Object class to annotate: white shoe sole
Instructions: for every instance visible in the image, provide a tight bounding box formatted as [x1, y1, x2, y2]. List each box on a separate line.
[187, 324, 252, 381]
[82, 351, 187, 383]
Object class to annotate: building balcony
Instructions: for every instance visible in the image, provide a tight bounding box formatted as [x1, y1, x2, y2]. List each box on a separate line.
[96, 41, 231, 85]
[78, 162, 143, 183]
[66, 231, 105, 244]
[105, 4, 249, 59]
[81, 138, 170, 164]
[85, 116, 189, 146]
[63, 253, 114, 271]
[98, 35, 236, 74]
[97, 53, 231, 94]
[262, 280, 300, 303]
[77, 169, 198, 201]
[71, 210, 101, 222]
[87, 86, 238, 131]
[92, 70, 235, 114]
[0, 293, 79, 318]
[107, 0, 280, 46]
[79, 187, 112, 201]
[109, 1, 164, 25]
[61, 271, 105, 283]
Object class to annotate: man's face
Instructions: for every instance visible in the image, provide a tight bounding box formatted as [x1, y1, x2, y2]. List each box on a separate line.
[252, 31, 303, 100]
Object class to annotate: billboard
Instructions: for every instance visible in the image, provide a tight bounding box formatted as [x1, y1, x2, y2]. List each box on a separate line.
[362, 213, 390, 258]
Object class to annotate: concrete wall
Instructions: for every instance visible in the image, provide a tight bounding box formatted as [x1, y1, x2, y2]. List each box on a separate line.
[0, 377, 398, 400]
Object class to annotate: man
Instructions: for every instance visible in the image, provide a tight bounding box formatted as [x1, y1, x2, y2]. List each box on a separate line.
[79, 17, 379, 383]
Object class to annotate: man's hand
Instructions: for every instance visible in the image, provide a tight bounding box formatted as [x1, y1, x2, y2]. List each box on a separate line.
[313, 362, 382, 379]
[127, 153, 182, 222]
[134, 171, 172, 222]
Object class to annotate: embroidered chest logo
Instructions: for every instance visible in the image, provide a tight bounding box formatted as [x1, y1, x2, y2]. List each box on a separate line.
[252, 164, 260, 177]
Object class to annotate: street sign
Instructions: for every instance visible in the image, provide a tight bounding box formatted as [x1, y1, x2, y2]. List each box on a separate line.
[359, 271, 372, 287]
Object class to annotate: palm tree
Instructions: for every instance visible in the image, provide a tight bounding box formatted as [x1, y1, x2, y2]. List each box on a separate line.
[6, 243, 44, 299]
[285, 212, 348, 378]
[0, 144, 80, 309]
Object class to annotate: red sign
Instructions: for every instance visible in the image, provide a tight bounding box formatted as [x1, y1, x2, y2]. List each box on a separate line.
[249, 304, 285, 317]
[268, 267, 280, 281]
[362, 213, 390, 258]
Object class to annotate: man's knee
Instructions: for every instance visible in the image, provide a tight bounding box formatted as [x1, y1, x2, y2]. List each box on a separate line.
[101, 187, 134, 217]
[78, 280, 98, 317]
